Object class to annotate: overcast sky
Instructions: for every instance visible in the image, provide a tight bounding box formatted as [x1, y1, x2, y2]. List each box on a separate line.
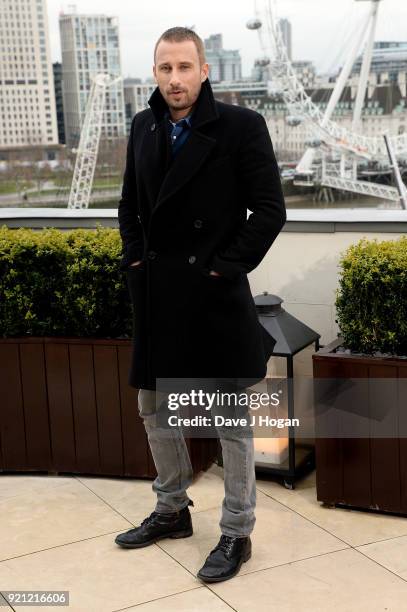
[48, 0, 407, 80]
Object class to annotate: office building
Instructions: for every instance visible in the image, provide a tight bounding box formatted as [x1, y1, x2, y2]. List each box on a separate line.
[204, 33, 242, 82]
[59, 9, 126, 148]
[123, 78, 156, 134]
[0, 0, 59, 148]
[278, 18, 292, 61]
[350, 41, 407, 96]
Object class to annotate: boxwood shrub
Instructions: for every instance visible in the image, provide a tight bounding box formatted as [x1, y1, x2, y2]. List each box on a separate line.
[335, 235, 407, 355]
[0, 225, 133, 338]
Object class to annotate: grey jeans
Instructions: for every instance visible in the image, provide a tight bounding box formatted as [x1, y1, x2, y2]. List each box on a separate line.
[138, 387, 257, 538]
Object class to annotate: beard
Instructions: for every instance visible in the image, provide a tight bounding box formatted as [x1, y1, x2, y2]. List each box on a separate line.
[164, 85, 200, 112]
[168, 100, 191, 111]
[166, 92, 189, 110]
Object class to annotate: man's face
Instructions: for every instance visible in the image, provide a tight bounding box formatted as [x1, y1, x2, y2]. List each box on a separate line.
[153, 40, 209, 118]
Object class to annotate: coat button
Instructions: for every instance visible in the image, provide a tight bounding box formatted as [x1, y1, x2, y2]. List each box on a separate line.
[188, 255, 196, 264]
[148, 250, 157, 259]
[193, 219, 203, 228]
[150, 123, 156, 132]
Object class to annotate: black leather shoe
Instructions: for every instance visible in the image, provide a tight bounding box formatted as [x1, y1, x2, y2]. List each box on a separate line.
[197, 534, 252, 582]
[115, 502, 193, 549]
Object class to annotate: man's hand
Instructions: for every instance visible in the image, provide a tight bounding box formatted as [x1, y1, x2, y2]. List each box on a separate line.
[129, 260, 143, 267]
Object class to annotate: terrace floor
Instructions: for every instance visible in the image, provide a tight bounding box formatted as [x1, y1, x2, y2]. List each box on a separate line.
[2, 463, 407, 611]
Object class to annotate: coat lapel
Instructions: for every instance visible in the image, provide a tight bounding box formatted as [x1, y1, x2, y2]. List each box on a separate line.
[138, 120, 171, 210]
[147, 78, 220, 212]
[154, 130, 216, 210]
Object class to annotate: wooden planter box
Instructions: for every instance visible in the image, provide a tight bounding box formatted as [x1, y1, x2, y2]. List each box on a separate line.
[312, 338, 407, 515]
[0, 336, 217, 478]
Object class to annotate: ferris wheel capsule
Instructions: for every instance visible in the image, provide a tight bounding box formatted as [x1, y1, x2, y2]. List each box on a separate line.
[246, 18, 262, 30]
[255, 56, 270, 67]
[305, 137, 322, 148]
[286, 115, 303, 127]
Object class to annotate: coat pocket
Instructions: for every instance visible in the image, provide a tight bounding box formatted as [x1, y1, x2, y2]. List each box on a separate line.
[126, 262, 146, 304]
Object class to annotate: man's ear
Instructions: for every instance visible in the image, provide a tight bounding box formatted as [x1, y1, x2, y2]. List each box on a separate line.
[201, 63, 209, 82]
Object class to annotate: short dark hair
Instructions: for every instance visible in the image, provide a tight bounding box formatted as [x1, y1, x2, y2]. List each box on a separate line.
[154, 27, 206, 66]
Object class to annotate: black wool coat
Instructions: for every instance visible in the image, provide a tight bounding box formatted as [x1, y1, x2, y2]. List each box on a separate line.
[118, 78, 286, 392]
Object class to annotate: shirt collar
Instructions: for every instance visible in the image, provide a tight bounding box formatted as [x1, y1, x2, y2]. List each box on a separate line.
[165, 110, 193, 128]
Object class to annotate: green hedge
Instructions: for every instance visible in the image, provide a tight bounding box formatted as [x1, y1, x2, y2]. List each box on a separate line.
[2, 227, 406, 353]
[0, 225, 133, 338]
[335, 236, 407, 355]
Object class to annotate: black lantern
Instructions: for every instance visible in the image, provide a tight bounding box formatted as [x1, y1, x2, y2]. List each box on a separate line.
[252, 291, 321, 489]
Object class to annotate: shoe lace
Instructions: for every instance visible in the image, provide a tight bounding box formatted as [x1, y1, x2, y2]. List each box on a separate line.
[215, 535, 235, 556]
[139, 509, 181, 529]
[139, 511, 159, 528]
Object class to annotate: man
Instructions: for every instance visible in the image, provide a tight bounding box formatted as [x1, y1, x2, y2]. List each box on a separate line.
[116, 27, 286, 582]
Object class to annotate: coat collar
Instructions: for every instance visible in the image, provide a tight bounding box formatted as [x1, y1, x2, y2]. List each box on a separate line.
[145, 78, 220, 213]
[147, 77, 220, 130]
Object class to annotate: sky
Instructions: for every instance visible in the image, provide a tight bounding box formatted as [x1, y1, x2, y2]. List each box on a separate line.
[48, 0, 407, 80]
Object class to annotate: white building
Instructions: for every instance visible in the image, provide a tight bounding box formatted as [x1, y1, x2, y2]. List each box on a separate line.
[349, 41, 407, 97]
[59, 9, 126, 148]
[0, 0, 58, 149]
[252, 58, 316, 89]
[123, 78, 156, 134]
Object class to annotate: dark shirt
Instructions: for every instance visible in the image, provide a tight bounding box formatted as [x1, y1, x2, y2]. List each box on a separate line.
[165, 110, 193, 157]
